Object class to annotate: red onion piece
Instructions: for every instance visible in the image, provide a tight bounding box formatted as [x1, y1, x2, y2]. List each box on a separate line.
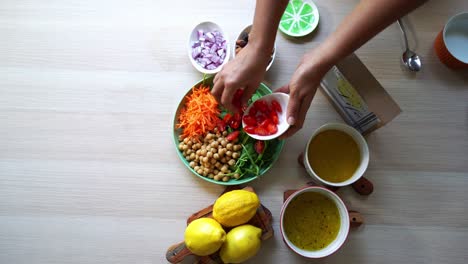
[191, 29, 226, 70]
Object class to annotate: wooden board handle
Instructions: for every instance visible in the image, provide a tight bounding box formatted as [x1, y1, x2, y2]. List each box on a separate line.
[349, 211, 364, 228]
[166, 241, 193, 264]
[351, 177, 374, 195]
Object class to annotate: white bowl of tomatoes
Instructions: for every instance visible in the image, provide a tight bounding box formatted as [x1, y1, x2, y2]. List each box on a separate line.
[242, 93, 290, 140]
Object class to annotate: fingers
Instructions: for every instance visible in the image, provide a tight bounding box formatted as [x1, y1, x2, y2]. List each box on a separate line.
[241, 85, 257, 108]
[274, 84, 290, 94]
[220, 80, 239, 113]
[211, 74, 224, 102]
[279, 93, 314, 139]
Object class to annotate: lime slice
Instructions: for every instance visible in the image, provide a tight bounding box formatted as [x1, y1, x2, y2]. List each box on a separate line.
[279, 0, 319, 37]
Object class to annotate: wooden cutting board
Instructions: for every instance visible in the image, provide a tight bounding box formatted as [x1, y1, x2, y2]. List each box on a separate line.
[166, 186, 273, 264]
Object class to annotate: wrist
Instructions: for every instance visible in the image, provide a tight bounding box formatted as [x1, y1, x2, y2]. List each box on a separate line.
[301, 45, 337, 77]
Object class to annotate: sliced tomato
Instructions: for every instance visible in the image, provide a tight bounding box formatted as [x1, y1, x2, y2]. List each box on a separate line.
[226, 131, 240, 141]
[253, 100, 269, 113]
[217, 119, 226, 132]
[255, 126, 269, 136]
[244, 125, 256, 134]
[269, 110, 279, 125]
[223, 113, 232, 124]
[249, 105, 258, 116]
[243, 115, 256, 126]
[232, 89, 244, 110]
[256, 113, 267, 124]
[266, 122, 278, 135]
[272, 99, 282, 113]
[254, 140, 265, 154]
[229, 113, 241, 129]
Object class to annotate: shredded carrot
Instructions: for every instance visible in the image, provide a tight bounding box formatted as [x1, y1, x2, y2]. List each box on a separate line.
[177, 85, 220, 141]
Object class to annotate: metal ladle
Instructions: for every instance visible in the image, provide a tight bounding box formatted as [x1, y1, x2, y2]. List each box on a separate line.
[397, 19, 422, 72]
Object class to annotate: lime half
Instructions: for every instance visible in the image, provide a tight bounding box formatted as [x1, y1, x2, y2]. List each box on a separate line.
[279, 0, 319, 37]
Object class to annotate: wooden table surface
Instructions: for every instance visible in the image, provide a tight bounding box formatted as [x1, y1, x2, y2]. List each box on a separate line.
[1, 1, 467, 263]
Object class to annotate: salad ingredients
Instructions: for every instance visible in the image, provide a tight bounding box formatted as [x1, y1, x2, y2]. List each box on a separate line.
[192, 30, 227, 70]
[244, 99, 281, 136]
[219, 224, 262, 263]
[213, 190, 260, 227]
[178, 128, 242, 182]
[254, 141, 265, 154]
[177, 85, 220, 140]
[184, 218, 226, 256]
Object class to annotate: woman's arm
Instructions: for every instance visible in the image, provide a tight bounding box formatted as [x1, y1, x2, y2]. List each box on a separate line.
[212, 0, 289, 113]
[280, 0, 427, 138]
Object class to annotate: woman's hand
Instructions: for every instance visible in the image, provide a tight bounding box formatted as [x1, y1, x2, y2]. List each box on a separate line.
[212, 44, 271, 113]
[276, 49, 334, 138]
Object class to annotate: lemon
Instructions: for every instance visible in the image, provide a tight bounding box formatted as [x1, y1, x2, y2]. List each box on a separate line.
[279, 0, 320, 37]
[184, 218, 226, 256]
[213, 190, 260, 227]
[220, 225, 262, 263]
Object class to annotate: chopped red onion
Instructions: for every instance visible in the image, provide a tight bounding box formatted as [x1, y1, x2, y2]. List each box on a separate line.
[191, 29, 226, 70]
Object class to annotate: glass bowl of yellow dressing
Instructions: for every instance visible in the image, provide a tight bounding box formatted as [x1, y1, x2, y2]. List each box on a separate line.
[280, 186, 350, 258]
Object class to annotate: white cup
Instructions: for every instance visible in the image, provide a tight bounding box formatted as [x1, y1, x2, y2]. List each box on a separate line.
[280, 186, 350, 258]
[303, 123, 369, 187]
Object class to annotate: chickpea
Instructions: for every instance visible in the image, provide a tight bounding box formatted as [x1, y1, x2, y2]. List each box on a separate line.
[200, 149, 207, 156]
[221, 157, 227, 163]
[218, 149, 226, 156]
[210, 158, 217, 164]
[222, 176, 230, 182]
[233, 145, 241, 151]
[213, 153, 220, 160]
[234, 173, 240, 179]
[178, 143, 184, 150]
[208, 173, 214, 179]
[226, 143, 233, 150]
[232, 152, 240, 159]
[189, 161, 196, 168]
[183, 137, 189, 144]
[206, 152, 213, 158]
[228, 159, 236, 166]
[187, 140, 193, 147]
[213, 169, 219, 175]
[222, 131, 228, 136]
[190, 153, 196, 160]
[211, 141, 219, 148]
[178, 135, 184, 141]
[215, 162, 222, 169]
[226, 150, 232, 157]
[197, 169, 203, 175]
[186, 149, 192, 155]
[194, 166, 200, 171]
[221, 165, 228, 173]
[221, 140, 227, 147]
[206, 133, 214, 140]
[217, 137, 223, 143]
[202, 157, 209, 163]
[214, 175, 221, 181]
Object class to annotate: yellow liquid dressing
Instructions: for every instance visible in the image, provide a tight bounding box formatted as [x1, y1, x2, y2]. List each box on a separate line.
[283, 192, 340, 251]
[307, 130, 360, 183]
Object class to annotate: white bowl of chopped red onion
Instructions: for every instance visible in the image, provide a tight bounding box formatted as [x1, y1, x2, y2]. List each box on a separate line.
[188, 21, 230, 75]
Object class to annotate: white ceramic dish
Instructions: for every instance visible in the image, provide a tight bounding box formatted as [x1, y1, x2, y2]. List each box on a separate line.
[303, 123, 369, 187]
[233, 25, 276, 71]
[188, 21, 230, 75]
[280, 186, 350, 258]
[242, 93, 290, 140]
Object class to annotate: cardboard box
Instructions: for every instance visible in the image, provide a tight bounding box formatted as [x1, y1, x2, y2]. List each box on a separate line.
[320, 53, 401, 134]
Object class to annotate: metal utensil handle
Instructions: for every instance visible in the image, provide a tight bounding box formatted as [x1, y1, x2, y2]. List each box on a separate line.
[397, 19, 409, 50]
